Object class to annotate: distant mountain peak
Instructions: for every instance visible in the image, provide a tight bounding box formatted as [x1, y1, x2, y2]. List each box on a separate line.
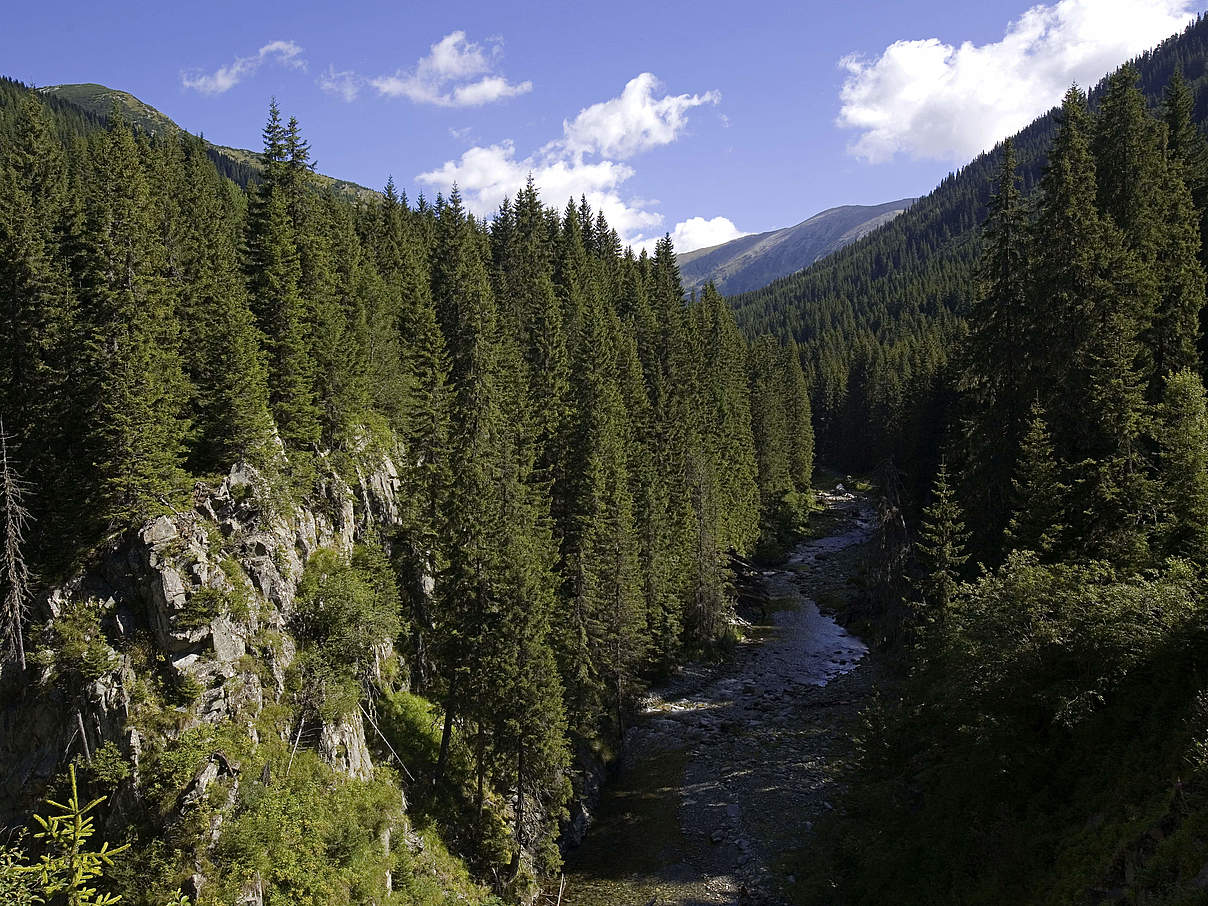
[40, 83, 178, 136]
[677, 198, 916, 296]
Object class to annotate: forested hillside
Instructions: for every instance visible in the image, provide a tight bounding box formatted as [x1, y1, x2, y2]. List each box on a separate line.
[0, 75, 815, 904]
[730, 14, 1208, 498]
[40, 81, 380, 201]
[803, 55, 1208, 906]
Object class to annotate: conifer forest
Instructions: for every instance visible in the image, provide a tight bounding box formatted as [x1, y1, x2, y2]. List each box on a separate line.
[9, 8, 1208, 906]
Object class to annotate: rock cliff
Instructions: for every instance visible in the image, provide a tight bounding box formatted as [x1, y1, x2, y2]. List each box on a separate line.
[0, 444, 406, 831]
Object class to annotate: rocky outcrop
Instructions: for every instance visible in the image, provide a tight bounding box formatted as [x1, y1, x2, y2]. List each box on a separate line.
[1, 443, 407, 829]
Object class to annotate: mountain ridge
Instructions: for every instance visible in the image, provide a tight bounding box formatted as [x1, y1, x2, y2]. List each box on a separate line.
[678, 198, 915, 295]
[40, 81, 380, 202]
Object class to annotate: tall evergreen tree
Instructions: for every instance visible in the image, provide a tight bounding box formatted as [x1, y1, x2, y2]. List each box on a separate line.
[0, 94, 77, 535]
[1155, 369, 1208, 563]
[914, 460, 969, 620]
[959, 138, 1031, 554]
[174, 136, 275, 469]
[431, 190, 504, 778]
[1163, 66, 1208, 198]
[1032, 86, 1149, 562]
[397, 286, 452, 693]
[559, 287, 645, 735]
[1003, 401, 1069, 557]
[781, 339, 815, 500]
[245, 102, 320, 451]
[78, 115, 189, 522]
[1095, 65, 1203, 391]
[749, 335, 795, 551]
[695, 284, 761, 555]
[0, 423, 32, 670]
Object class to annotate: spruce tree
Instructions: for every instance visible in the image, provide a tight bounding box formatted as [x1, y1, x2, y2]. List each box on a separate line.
[245, 103, 320, 451]
[1150, 156, 1205, 383]
[1003, 401, 1069, 557]
[78, 115, 189, 523]
[1155, 369, 1208, 563]
[560, 287, 644, 735]
[0, 94, 77, 540]
[1163, 65, 1208, 338]
[695, 285, 761, 554]
[781, 339, 815, 500]
[490, 426, 569, 849]
[960, 138, 1031, 553]
[495, 178, 569, 499]
[1032, 86, 1149, 561]
[174, 136, 275, 469]
[1163, 66, 1208, 197]
[914, 460, 969, 620]
[0, 423, 32, 670]
[1095, 65, 1203, 391]
[749, 334, 795, 550]
[398, 288, 452, 692]
[431, 189, 507, 779]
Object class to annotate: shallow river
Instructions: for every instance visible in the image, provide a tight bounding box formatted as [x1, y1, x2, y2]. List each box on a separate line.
[562, 492, 876, 905]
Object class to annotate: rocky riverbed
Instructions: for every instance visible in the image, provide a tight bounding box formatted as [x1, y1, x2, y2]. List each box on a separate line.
[562, 490, 878, 905]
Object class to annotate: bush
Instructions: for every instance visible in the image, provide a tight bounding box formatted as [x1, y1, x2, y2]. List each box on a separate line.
[291, 545, 402, 705]
[177, 586, 227, 631]
[812, 554, 1208, 905]
[34, 598, 115, 690]
[207, 749, 402, 906]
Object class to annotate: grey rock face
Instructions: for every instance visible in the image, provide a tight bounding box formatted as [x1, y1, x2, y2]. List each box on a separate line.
[1, 444, 407, 829]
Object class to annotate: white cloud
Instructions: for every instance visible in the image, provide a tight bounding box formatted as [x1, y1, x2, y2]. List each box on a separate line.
[182, 40, 305, 95]
[450, 75, 532, 106]
[559, 73, 720, 160]
[418, 74, 728, 247]
[418, 141, 661, 240]
[837, 0, 1200, 163]
[318, 66, 361, 102]
[667, 216, 749, 253]
[368, 30, 531, 107]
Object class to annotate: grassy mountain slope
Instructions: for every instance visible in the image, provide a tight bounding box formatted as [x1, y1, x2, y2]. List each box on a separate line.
[40, 82, 379, 202]
[678, 198, 914, 295]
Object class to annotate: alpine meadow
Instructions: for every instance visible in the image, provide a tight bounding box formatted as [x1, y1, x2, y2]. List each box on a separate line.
[8, 3, 1208, 906]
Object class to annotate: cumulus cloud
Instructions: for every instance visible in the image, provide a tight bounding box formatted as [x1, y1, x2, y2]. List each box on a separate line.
[182, 40, 305, 95]
[559, 73, 720, 160]
[667, 216, 749, 253]
[418, 74, 728, 246]
[837, 0, 1199, 163]
[368, 30, 531, 107]
[419, 141, 661, 240]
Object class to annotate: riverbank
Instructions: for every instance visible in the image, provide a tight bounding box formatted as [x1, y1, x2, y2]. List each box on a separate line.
[562, 489, 882, 905]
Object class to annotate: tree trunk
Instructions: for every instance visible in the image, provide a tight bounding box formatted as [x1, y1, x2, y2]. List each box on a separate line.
[516, 742, 525, 848]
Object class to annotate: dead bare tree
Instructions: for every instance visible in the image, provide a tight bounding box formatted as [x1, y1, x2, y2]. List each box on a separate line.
[1, 421, 34, 671]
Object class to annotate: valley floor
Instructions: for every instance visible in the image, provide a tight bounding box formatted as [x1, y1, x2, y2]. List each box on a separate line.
[563, 491, 881, 905]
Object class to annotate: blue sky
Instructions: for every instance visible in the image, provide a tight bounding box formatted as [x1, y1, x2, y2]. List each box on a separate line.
[3, 0, 1203, 250]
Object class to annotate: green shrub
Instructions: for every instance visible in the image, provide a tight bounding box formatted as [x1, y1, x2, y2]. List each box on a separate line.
[34, 599, 115, 690]
[177, 586, 227, 631]
[84, 741, 133, 795]
[207, 750, 401, 906]
[270, 544, 406, 736]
